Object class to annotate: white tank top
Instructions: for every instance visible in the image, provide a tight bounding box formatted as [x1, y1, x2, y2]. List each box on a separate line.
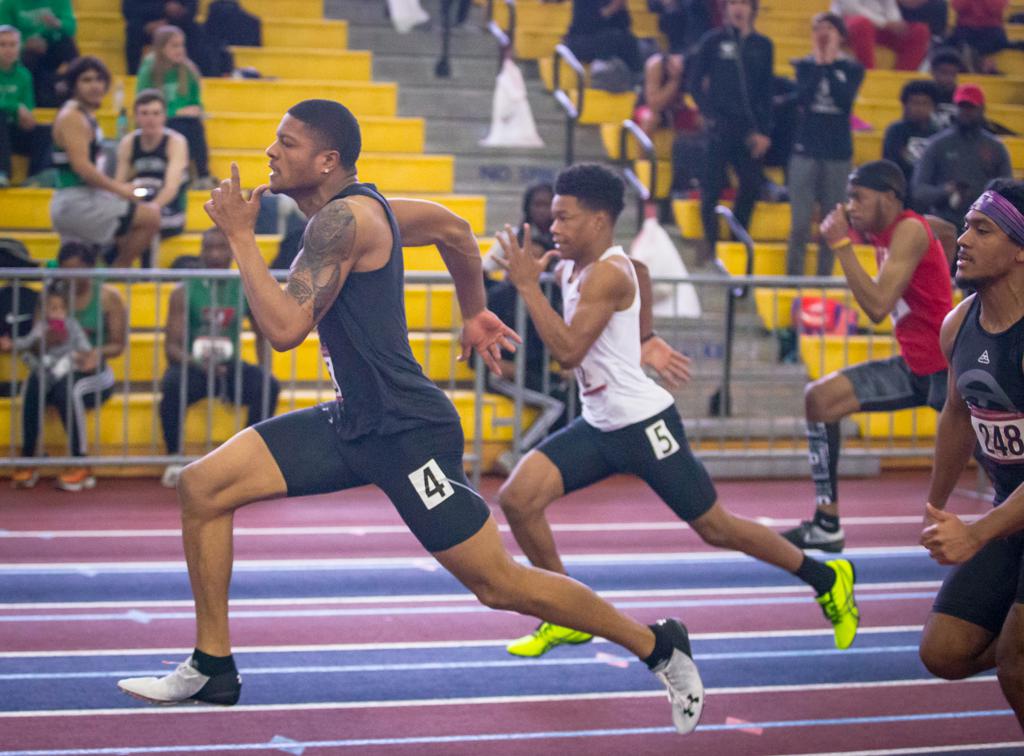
[562, 246, 674, 431]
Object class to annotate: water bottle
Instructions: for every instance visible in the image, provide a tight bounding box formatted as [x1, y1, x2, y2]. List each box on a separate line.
[114, 81, 127, 139]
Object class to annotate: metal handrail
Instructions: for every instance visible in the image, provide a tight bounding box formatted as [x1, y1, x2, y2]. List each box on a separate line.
[552, 43, 584, 165]
[618, 119, 657, 233]
[709, 205, 756, 418]
[486, 0, 516, 71]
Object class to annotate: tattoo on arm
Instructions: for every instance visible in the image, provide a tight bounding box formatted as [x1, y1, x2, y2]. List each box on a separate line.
[286, 200, 356, 322]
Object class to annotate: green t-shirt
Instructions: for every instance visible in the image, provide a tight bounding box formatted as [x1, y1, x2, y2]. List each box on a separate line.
[136, 57, 201, 118]
[185, 277, 246, 358]
[0, 0, 76, 42]
[0, 61, 33, 120]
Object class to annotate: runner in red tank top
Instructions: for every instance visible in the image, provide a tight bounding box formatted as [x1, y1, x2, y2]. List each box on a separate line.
[784, 160, 954, 552]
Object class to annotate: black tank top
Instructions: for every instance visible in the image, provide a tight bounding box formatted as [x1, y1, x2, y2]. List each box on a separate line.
[951, 295, 1024, 504]
[130, 131, 187, 215]
[316, 182, 460, 440]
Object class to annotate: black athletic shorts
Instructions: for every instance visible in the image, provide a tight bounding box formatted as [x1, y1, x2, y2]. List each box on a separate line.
[932, 530, 1024, 634]
[254, 403, 490, 553]
[843, 355, 946, 412]
[536, 404, 717, 522]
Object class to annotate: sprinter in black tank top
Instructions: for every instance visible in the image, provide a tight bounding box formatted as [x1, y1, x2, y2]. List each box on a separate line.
[115, 100, 707, 734]
[918, 179, 1024, 728]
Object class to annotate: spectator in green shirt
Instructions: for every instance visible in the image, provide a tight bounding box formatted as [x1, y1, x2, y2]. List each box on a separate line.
[0, 24, 49, 186]
[136, 24, 213, 188]
[0, 0, 78, 107]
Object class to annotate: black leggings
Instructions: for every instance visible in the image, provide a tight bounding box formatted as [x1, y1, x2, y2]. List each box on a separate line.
[700, 125, 764, 247]
[159, 362, 279, 454]
[167, 116, 210, 177]
[21, 370, 113, 457]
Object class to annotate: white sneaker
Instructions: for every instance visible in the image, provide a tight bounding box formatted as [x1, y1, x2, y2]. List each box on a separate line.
[161, 464, 184, 488]
[650, 619, 704, 734]
[117, 656, 241, 706]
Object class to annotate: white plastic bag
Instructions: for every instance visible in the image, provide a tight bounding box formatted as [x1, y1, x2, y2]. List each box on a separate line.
[629, 217, 701, 318]
[386, 0, 429, 33]
[480, 58, 544, 148]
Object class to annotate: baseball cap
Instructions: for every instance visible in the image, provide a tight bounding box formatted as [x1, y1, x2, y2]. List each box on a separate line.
[954, 83, 985, 107]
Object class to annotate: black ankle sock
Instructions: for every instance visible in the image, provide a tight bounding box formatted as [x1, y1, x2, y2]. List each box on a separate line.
[641, 622, 676, 670]
[813, 509, 840, 533]
[795, 555, 837, 596]
[192, 649, 236, 677]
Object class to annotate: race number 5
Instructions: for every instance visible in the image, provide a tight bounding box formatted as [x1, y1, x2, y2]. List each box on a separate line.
[645, 419, 680, 460]
[409, 459, 454, 510]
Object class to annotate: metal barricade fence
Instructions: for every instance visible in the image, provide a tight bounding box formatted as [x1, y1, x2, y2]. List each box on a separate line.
[1, 267, 940, 482]
[502, 272, 942, 478]
[0, 268, 486, 486]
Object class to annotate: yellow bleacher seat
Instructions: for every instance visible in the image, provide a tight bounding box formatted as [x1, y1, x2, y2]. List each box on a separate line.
[36, 111, 426, 154]
[858, 72, 1024, 106]
[672, 198, 792, 240]
[9, 232, 279, 269]
[853, 99, 1024, 136]
[76, 13, 349, 50]
[197, 0, 323, 19]
[798, 334, 938, 438]
[717, 241, 878, 277]
[208, 151, 454, 194]
[854, 131, 1024, 169]
[77, 41, 372, 79]
[0, 328, 474, 387]
[0, 389, 535, 459]
[537, 58, 636, 125]
[3, 189, 487, 237]
[752, 286, 892, 335]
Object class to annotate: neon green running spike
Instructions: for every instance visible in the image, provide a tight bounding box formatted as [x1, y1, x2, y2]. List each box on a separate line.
[506, 622, 593, 657]
[817, 558, 860, 650]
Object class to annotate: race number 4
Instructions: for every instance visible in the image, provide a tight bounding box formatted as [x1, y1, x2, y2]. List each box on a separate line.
[409, 459, 454, 510]
[645, 418, 680, 460]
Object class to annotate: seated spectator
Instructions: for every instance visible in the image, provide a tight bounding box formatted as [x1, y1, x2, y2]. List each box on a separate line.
[911, 83, 1012, 227]
[483, 182, 555, 279]
[563, 0, 643, 75]
[159, 227, 279, 487]
[946, 0, 1010, 74]
[688, 0, 773, 266]
[482, 184, 567, 473]
[49, 57, 161, 268]
[928, 46, 964, 128]
[898, 0, 949, 44]
[114, 88, 189, 240]
[122, 0, 214, 76]
[831, 0, 930, 70]
[883, 80, 941, 185]
[786, 12, 864, 277]
[0, 0, 78, 107]
[4, 241, 127, 491]
[634, 51, 693, 136]
[0, 24, 50, 187]
[136, 25, 214, 189]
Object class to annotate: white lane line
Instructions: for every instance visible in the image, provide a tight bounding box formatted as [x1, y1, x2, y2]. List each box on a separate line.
[0, 515, 970, 539]
[0, 624, 928, 659]
[0, 676, 999, 719]
[0, 545, 938, 573]
[0, 581, 943, 611]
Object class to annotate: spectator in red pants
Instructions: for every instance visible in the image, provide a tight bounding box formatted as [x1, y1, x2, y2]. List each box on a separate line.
[831, 0, 930, 70]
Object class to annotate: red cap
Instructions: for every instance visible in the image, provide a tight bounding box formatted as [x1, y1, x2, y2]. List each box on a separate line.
[954, 83, 985, 107]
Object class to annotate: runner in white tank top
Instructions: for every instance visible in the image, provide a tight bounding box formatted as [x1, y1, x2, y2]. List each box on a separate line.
[493, 163, 860, 666]
[561, 245, 673, 431]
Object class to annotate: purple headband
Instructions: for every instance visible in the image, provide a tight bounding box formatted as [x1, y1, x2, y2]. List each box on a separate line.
[971, 190, 1024, 246]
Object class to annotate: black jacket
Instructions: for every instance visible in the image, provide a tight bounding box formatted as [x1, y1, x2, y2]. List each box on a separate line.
[687, 25, 774, 136]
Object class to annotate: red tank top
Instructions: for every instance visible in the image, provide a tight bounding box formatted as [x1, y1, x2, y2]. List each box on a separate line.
[868, 210, 951, 375]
